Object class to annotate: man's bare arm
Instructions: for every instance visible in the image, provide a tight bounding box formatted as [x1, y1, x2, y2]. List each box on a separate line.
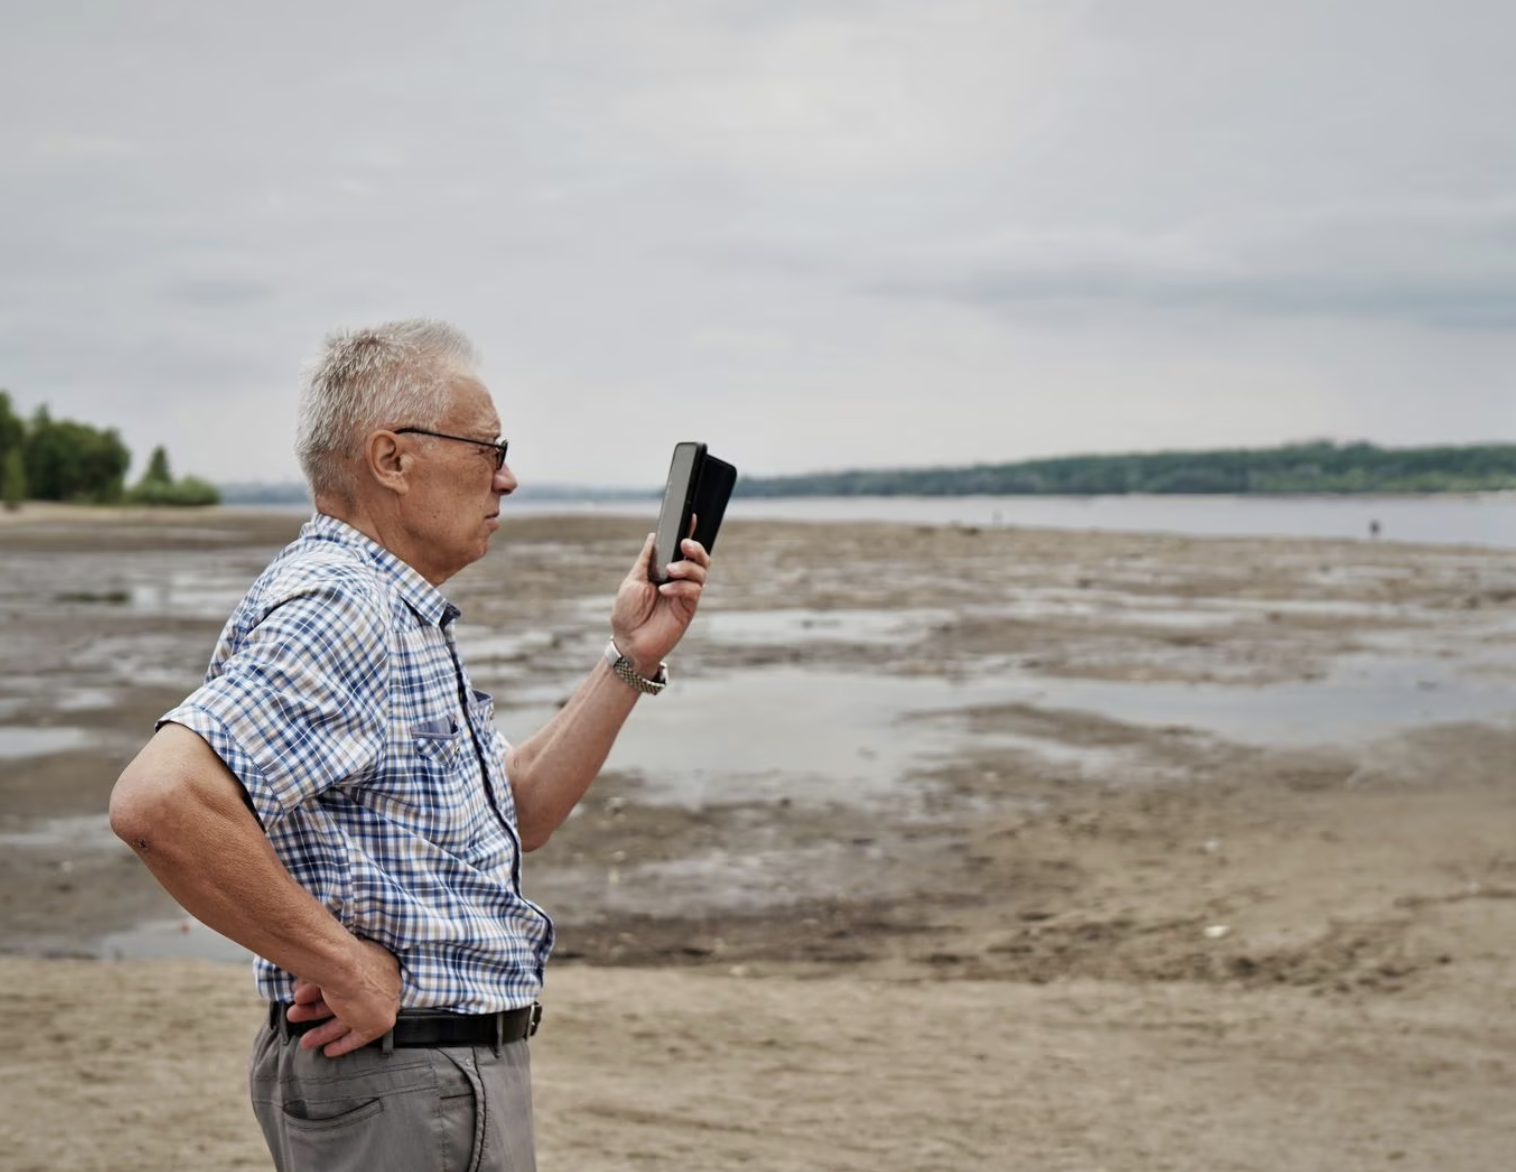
[109, 722, 400, 1056]
[507, 533, 709, 850]
[506, 658, 643, 851]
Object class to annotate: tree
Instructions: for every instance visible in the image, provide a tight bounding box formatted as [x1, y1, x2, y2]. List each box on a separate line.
[0, 390, 23, 461]
[23, 407, 131, 503]
[2, 446, 25, 511]
[142, 445, 173, 487]
[127, 444, 221, 506]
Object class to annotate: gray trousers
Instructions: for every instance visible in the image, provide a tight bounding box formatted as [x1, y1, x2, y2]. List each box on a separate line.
[249, 1020, 536, 1172]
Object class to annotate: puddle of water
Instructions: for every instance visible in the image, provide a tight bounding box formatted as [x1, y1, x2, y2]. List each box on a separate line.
[1017, 654, 1516, 747]
[0, 726, 91, 758]
[0, 813, 123, 851]
[698, 608, 954, 647]
[457, 630, 563, 661]
[987, 593, 1420, 628]
[498, 670, 1030, 807]
[97, 917, 253, 963]
[1231, 598, 1416, 620]
[1100, 607, 1240, 630]
[970, 730, 1137, 772]
[64, 633, 207, 690]
[125, 555, 270, 617]
[129, 577, 250, 620]
[55, 687, 119, 712]
[495, 650, 1516, 808]
[1355, 623, 1516, 662]
[991, 595, 1107, 622]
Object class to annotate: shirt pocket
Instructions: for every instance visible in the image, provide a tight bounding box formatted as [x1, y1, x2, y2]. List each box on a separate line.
[401, 716, 491, 853]
[411, 717, 463, 772]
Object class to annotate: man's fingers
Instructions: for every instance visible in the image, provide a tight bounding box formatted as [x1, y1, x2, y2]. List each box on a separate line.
[678, 538, 710, 567]
[636, 532, 656, 570]
[289, 980, 336, 1021]
[295, 1017, 386, 1058]
[298, 1018, 351, 1052]
[286, 997, 334, 1023]
[657, 580, 705, 603]
[662, 559, 708, 587]
[322, 1028, 382, 1059]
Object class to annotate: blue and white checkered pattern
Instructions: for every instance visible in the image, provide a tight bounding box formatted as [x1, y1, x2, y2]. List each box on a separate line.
[161, 513, 553, 1012]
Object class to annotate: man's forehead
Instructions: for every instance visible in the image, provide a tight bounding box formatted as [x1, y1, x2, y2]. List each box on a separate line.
[448, 376, 502, 434]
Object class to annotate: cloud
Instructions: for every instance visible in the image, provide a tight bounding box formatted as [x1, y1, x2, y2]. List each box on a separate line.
[869, 199, 1516, 332]
[606, 2, 1082, 183]
[161, 277, 277, 308]
[33, 134, 144, 160]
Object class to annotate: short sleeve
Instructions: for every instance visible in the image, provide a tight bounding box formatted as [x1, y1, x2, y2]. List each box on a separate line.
[159, 580, 390, 827]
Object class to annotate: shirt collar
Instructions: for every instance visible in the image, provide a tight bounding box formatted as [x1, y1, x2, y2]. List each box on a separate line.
[302, 512, 460, 628]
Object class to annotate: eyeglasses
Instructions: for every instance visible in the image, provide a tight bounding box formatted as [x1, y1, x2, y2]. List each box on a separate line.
[394, 428, 510, 470]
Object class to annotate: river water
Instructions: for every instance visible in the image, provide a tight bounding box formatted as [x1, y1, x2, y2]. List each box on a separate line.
[485, 493, 1516, 549]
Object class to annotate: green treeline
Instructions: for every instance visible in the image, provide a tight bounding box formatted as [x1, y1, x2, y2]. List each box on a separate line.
[737, 441, 1516, 498]
[0, 390, 218, 509]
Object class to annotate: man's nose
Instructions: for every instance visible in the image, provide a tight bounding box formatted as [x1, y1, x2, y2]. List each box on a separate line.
[495, 463, 518, 494]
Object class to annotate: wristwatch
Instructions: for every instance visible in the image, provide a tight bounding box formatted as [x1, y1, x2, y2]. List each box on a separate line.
[604, 639, 669, 696]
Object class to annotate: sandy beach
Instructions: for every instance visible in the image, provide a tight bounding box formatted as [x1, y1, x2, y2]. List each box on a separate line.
[1, 504, 1514, 1170]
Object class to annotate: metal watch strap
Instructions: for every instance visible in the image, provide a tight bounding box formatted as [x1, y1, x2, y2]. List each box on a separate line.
[603, 639, 668, 696]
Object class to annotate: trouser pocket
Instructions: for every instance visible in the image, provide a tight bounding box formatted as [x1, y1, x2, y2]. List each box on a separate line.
[250, 1027, 451, 1172]
[437, 1047, 488, 1172]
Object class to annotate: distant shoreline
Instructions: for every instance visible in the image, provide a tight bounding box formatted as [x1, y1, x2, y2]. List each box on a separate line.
[206, 485, 1516, 511]
[4, 490, 1513, 553]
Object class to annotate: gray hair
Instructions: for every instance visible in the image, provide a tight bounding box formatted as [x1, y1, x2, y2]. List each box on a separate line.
[296, 318, 481, 499]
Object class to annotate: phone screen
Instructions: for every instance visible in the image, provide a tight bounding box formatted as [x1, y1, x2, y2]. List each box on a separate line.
[652, 441, 704, 583]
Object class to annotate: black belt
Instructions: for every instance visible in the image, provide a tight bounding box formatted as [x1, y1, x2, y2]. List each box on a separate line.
[269, 1002, 542, 1051]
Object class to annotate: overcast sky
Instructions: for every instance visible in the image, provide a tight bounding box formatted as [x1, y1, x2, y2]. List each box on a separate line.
[3, 0, 1514, 488]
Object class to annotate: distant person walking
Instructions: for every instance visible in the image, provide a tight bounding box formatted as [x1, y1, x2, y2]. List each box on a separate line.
[110, 319, 711, 1171]
[1369, 519, 1382, 540]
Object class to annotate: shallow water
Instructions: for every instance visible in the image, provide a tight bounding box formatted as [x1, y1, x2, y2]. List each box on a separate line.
[0, 727, 91, 759]
[493, 648, 1516, 810]
[0, 813, 122, 849]
[1018, 653, 1516, 746]
[128, 574, 251, 620]
[499, 670, 1027, 809]
[97, 917, 252, 963]
[697, 607, 955, 646]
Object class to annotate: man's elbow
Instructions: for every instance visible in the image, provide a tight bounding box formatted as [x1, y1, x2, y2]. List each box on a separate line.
[517, 822, 552, 853]
[109, 757, 178, 853]
[110, 726, 213, 852]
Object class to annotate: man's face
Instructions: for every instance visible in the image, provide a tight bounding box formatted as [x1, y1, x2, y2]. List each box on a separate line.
[400, 375, 516, 584]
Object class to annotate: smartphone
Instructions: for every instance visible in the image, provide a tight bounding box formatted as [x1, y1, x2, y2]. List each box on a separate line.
[651, 441, 707, 583]
[691, 454, 736, 555]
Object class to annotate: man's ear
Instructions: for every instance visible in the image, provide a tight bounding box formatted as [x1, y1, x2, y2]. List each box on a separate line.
[365, 431, 411, 495]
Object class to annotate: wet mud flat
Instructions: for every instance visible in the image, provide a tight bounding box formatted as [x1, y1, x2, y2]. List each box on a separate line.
[3, 505, 1516, 1171]
[2, 504, 1514, 990]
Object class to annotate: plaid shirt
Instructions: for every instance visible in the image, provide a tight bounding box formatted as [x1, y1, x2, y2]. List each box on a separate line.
[161, 513, 553, 1012]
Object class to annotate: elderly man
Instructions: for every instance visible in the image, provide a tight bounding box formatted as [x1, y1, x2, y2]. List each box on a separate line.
[109, 319, 709, 1171]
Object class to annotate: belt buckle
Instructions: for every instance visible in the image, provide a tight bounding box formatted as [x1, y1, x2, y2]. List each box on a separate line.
[495, 1002, 542, 1052]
